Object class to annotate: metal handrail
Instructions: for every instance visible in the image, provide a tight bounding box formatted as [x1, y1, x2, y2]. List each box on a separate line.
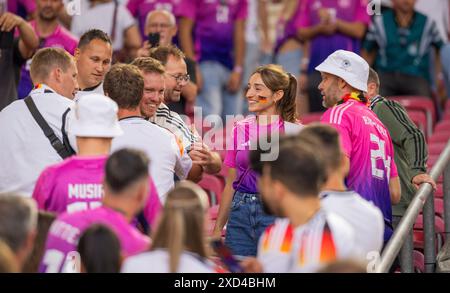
[376, 140, 450, 273]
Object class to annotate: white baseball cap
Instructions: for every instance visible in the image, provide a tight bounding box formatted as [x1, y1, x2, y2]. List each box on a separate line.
[69, 94, 123, 138]
[315, 50, 369, 92]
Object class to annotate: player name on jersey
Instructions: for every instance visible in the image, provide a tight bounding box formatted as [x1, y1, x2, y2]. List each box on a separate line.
[68, 183, 104, 199]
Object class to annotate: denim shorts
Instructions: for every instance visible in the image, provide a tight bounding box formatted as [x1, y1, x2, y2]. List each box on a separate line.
[224, 191, 276, 257]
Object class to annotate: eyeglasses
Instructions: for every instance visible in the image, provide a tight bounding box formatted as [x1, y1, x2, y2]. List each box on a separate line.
[149, 23, 172, 30]
[168, 73, 190, 83]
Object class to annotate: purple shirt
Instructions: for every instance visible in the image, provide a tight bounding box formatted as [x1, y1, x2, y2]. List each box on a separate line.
[7, 0, 35, 15]
[177, 0, 247, 69]
[321, 100, 398, 240]
[224, 116, 302, 193]
[32, 156, 162, 229]
[39, 206, 151, 273]
[127, 0, 180, 38]
[297, 0, 370, 73]
[275, 3, 303, 52]
[17, 21, 78, 98]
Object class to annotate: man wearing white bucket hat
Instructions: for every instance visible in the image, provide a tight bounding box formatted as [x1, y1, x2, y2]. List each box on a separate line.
[317, 50, 401, 243]
[32, 94, 162, 229]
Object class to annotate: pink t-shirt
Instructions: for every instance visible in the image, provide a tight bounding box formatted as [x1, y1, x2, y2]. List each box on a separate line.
[39, 206, 151, 273]
[321, 100, 398, 238]
[7, 0, 35, 15]
[296, 0, 370, 72]
[224, 116, 303, 193]
[32, 156, 162, 228]
[17, 20, 78, 98]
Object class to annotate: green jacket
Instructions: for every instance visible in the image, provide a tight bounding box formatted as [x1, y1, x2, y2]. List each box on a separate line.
[370, 95, 428, 216]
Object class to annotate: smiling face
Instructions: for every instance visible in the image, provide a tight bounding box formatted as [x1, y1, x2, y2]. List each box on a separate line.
[139, 71, 165, 118]
[163, 55, 188, 103]
[317, 72, 341, 108]
[75, 39, 112, 90]
[246, 73, 282, 115]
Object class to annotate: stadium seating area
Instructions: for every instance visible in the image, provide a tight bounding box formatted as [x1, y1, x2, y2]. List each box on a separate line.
[198, 95, 450, 273]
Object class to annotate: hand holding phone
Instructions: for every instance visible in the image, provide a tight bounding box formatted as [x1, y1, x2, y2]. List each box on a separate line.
[210, 239, 243, 273]
[148, 32, 160, 48]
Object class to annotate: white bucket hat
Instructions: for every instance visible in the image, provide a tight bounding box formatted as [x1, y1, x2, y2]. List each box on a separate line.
[69, 94, 123, 138]
[315, 50, 369, 92]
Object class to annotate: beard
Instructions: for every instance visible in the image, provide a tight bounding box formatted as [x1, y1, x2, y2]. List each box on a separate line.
[165, 89, 181, 104]
[39, 10, 58, 22]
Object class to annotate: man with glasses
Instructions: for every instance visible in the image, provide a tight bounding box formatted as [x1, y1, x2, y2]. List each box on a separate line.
[138, 9, 198, 115]
[133, 47, 222, 175]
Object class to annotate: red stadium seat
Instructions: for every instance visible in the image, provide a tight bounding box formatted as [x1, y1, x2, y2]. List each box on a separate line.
[389, 96, 436, 136]
[435, 184, 443, 198]
[429, 132, 450, 144]
[443, 111, 450, 121]
[407, 110, 427, 136]
[428, 143, 447, 156]
[300, 112, 323, 125]
[413, 214, 445, 251]
[413, 250, 425, 273]
[435, 120, 450, 133]
[434, 198, 444, 219]
[199, 174, 224, 206]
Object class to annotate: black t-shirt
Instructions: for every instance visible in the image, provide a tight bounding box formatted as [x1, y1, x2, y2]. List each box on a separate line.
[0, 35, 27, 111]
[168, 57, 197, 115]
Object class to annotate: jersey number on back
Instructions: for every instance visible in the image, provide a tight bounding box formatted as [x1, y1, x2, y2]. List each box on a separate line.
[370, 133, 391, 180]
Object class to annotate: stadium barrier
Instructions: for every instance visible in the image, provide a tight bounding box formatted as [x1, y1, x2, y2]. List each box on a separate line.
[376, 140, 450, 273]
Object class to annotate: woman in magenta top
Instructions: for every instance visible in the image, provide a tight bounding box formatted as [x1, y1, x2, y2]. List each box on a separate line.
[212, 64, 303, 257]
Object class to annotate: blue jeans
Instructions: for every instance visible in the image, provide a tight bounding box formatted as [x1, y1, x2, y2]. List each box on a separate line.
[198, 61, 240, 122]
[225, 191, 276, 257]
[274, 48, 303, 77]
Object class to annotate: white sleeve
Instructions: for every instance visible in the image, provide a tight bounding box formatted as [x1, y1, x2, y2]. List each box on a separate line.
[327, 213, 359, 261]
[171, 136, 192, 179]
[119, 5, 136, 32]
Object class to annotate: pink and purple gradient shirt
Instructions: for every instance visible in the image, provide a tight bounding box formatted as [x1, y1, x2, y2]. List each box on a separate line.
[297, 0, 370, 73]
[224, 116, 302, 194]
[321, 100, 398, 241]
[177, 0, 247, 69]
[126, 0, 180, 38]
[39, 206, 151, 273]
[17, 20, 78, 98]
[32, 155, 162, 229]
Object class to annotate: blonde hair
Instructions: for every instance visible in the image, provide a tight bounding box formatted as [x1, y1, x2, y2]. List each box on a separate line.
[151, 181, 209, 273]
[30, 47, 73, 84]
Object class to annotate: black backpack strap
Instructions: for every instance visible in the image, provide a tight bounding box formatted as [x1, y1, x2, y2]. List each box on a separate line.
[61, 108, 76, 155]
[24, 96, 74, 159]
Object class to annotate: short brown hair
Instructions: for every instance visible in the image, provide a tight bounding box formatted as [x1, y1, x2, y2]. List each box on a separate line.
[103, 63, 144, 110]
[131, 57, 165, 75]
[297, 123, 342, 172]
[30, 47, 73, 83]
[250, 135, 327, 197]
[368, 67, 380, 88]
[149, 45, 185, 66]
